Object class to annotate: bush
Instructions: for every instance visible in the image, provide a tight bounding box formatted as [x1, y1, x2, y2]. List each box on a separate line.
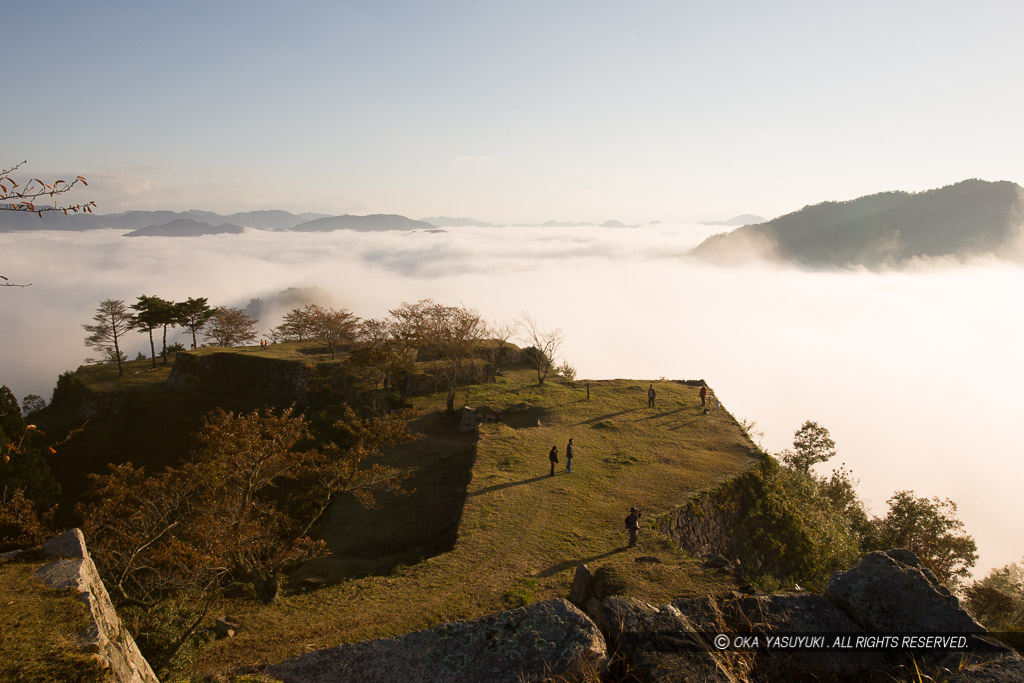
[725, 459, 862, 592]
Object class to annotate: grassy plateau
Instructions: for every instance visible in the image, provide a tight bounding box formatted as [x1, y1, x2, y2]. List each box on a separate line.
[180, 364, 761, 677]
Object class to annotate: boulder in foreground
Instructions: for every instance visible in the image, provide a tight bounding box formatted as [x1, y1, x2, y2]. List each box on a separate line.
[266, 598, 607, 682]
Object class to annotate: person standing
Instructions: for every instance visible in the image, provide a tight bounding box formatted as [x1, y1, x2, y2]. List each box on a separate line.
[648, 383, 656, 408]
[699, 383, 708, 407]
[548, 445, 559, 477]
[625, 507, 642, 547]
[565, 438, 575, 473]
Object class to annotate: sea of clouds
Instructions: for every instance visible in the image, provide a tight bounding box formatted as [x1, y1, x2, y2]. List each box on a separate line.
[3, 223, 1022, 577]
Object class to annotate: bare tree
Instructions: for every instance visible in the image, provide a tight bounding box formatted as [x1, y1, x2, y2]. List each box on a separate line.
[390, 300, 486, 413]
[205, 307, 259, 347]
[476, 319, 519, 384]
[83, 299, 133, 376]
[348, 318, 414, 391]
[517, 313, 563, 385]
[307, 305, 360, 359]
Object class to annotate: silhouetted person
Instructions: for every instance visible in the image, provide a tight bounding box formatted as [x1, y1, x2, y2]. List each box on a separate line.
[648, 383, 656, 408]
[565, 438, 575, 473]
[549, 445, 558, 476]
[625, 507, 642, 547]
[699, 384, 708, 407]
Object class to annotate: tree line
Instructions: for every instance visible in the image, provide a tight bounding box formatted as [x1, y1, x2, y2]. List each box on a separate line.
[735, 420, 979, 595]
[82, 296, 567, 414]
[764, 420, 1024, 644]
[82, 296, 257, 374]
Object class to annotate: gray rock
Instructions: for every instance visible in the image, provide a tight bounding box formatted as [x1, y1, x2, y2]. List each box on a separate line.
[32, 529, 159, 683]
[703, 553, 731, 569]
[215, 618, 239, 639]
[267, 598, 607, 682]
[569, 563, 594, 606]
[825, 550, 984, 633]
[712, 593, 886, 678]
[459, 406, 480, 432]
[596, 596, 740, 682]
[300, 576, 327, 591]
[946, 651, 1024, 681]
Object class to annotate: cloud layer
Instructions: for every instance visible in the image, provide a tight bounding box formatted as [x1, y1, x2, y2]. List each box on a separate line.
[3, 224, 1022, 576]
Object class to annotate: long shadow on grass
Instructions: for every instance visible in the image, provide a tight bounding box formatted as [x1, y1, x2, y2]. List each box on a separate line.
[667, 411, 711, 431]
[573, 408, 639, 427]
[637, 408, 686, 421]
[467, 473, 563, 497]
[537, 547, 628, 577]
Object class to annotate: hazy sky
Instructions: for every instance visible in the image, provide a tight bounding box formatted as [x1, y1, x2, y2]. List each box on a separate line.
[7, 1, 1024, 222]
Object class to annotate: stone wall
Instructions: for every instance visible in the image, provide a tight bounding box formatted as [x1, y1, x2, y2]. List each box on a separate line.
[658, 469, 777, 576]
[659, 490, 734, 559]
[167, 350, 309, 403]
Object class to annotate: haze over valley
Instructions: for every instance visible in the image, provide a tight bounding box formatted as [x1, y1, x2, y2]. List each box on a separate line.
[4, 204, 1024, 579]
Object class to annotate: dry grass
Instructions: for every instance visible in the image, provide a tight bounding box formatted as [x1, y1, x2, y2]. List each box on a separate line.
[193, 369, 760, 677]
[0, 555, 109, 682]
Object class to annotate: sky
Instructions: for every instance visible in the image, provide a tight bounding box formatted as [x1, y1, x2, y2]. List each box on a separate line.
[6, 1, 1024, 223]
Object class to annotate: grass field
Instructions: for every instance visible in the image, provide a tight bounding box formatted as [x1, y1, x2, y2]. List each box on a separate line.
[0, 553, 108, 682]
[193, 368, 760, 677]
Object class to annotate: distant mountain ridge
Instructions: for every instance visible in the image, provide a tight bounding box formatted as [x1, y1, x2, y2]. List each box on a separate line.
[700, 213, 766, 226]
[0, 209, 330, 232]
[123, 219, 245, 237]
[288, 214, 435, 232]
[691, 179, 1024, 267]
[420, 216, 495, 228]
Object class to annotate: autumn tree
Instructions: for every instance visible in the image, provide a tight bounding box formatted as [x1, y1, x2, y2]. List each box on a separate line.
[175, 297, 215, 349]
[391, 300, 486, 413]
[273, 305, 316, 341]
[83, 299, 133, 375]
[1, 387, 60, 551]
[2, 160, 95, 287]
[476, 319, 519, 384]
[779, 420, 837, 474]
[82, 405, 411, 673]
[965, 560, 1024, 631]
[347, 317, 414, 393]
[308, 305, 360, 359]
[871, 490, 978, 590]
[518, 312, 563, 385]
[204, 306, 259, 347]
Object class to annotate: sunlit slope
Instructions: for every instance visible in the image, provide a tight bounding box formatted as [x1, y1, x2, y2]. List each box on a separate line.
[196, 369, 760, 676]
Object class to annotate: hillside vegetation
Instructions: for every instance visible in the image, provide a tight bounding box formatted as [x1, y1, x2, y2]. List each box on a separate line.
[190, 367, 759, 676]
[691, 179, 1024, 267]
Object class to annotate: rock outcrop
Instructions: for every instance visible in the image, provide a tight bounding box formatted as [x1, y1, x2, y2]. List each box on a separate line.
[264, 550, 1024, 682]
[596, 596, 740, 682]
[266, 598, 607, 682]
[825, 549, 984, 633]
[18, 529, 158, 682]
[592, 551, 1024, 682]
